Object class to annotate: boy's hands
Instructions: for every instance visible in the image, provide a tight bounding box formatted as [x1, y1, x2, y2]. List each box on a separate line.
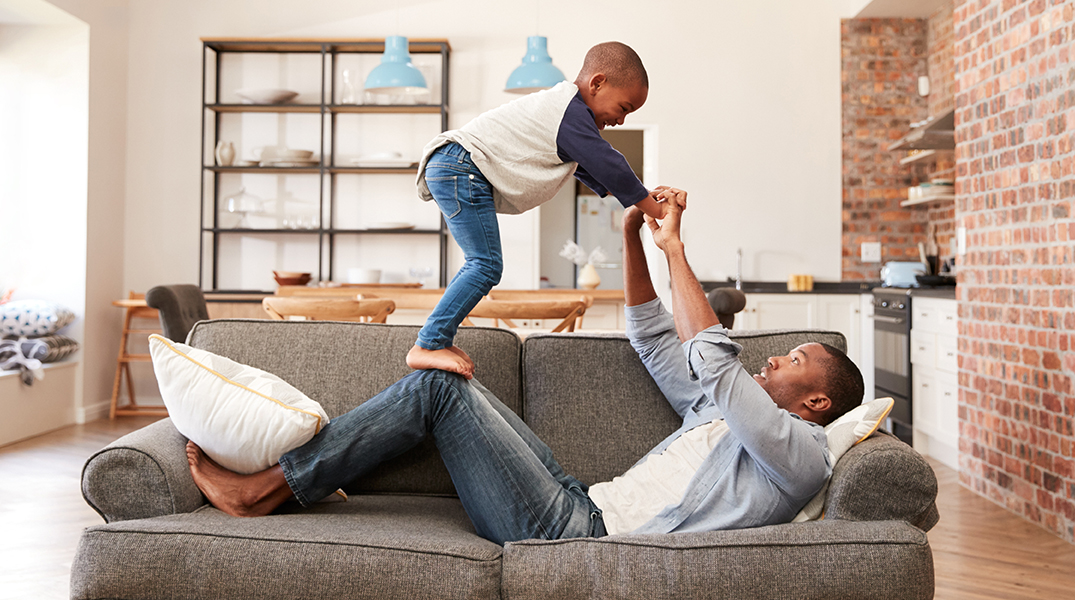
[631, 186, 687, 222]
[652, 186, 687, 210]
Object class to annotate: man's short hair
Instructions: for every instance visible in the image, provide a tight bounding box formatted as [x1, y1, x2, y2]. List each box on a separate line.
[815, 343, 865, 426]
[579, 41, 648, 89]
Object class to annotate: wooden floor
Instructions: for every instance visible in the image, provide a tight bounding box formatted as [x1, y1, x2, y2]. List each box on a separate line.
[1, 420, 1073, 600]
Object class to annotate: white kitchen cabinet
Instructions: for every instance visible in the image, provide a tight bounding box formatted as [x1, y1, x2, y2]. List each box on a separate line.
[738, 293, 863, 371]
[910, 297, 959, 470]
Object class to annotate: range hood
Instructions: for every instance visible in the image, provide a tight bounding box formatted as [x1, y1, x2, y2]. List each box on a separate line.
[888, 109, 955, 151]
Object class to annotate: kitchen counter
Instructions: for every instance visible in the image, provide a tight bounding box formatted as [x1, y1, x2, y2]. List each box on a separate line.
[909, 286, 957, 300]
[702, 281, 879, 294]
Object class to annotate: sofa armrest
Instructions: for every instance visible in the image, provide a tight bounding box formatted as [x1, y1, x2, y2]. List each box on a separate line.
[825, 431, 940, 531]
[81, 418, 205, 523]
[503, 520, 933, 600]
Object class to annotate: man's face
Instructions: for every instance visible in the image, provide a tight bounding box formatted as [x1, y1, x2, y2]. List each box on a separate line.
[752, 343, 827, 412]
[586, 79, 648, 130]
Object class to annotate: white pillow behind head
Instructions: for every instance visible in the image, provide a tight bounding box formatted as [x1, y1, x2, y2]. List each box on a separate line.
[792, 397, 894, 522]
[149, 334, 328, 474]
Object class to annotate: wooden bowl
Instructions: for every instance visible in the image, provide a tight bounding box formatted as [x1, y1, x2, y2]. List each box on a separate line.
[273, 271, 311, 287]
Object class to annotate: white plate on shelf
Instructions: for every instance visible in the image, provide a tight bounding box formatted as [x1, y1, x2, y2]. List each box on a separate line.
[235, 88, 299, 104]
[350, 158, 417, 168]
[260, 159, 320, 168]
[367, 222, 416, 230]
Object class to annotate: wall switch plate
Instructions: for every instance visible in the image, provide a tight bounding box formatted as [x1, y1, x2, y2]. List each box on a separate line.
[861, 242, 882, 263]
[957, 227, 966, 255]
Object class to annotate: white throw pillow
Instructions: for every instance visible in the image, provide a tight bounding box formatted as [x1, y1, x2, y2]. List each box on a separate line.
[792, 397, 895, 522]
[0, 300, 76, 336]
[149, 334, 329, 474]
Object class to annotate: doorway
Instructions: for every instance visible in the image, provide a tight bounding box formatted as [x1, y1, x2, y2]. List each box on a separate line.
[539, 125, 655, 289]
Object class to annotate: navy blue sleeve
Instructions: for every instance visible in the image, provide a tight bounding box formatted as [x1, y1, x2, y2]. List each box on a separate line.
[556, 94, 649, 207]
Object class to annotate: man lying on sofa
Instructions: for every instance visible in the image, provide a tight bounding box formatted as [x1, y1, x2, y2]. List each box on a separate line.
[187, 187, 864, 545]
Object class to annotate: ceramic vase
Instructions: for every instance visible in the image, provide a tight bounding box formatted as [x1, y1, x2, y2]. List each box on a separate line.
[577, 263, 601, 289]
[215, 141, 236, 166]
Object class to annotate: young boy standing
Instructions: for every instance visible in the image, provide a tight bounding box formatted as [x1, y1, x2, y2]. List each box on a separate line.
[409, 41, 677, 376]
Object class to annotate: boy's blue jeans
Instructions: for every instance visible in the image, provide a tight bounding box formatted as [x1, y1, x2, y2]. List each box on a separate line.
[278, 370, 606, 545]
[416, 142, 502, 350]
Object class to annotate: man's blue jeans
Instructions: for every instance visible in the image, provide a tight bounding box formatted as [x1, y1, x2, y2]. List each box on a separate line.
[279, 370, 605, 545]
[416, 143, 502, 351]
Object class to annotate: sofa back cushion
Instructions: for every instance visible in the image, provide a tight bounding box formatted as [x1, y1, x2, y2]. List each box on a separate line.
[187, 319, 522, 496]
[521, 329, 847, 487]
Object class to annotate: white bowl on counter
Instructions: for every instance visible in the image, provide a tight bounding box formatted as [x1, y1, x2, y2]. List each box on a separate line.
[347, 268, 382, 284]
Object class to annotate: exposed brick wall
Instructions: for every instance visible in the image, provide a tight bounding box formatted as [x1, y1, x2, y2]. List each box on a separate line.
[841, 17, 960, 280]
[928, 3, 958, 255]
[955, 0, 1075, 543]
[929, 3, 958, 118]
[841, 19, 930, 280]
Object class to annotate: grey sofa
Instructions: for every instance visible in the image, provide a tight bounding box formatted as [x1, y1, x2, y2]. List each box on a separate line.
[74, 320, 938, 600]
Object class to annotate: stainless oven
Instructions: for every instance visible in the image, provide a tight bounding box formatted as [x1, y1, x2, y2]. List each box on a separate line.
[871, 288, 913, 444]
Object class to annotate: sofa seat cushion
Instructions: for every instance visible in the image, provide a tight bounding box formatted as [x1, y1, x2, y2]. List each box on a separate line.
[71, 495, 503, 600]
[503, 520, 933, 600]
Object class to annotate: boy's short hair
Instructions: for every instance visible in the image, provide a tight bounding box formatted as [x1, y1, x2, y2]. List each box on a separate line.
[815, 343, 865, 426]
[580, 42, 648, 89]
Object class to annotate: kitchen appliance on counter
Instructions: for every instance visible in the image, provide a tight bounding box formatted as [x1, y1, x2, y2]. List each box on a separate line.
[871, 287, 913, 445]
[880, 261, 928, 288]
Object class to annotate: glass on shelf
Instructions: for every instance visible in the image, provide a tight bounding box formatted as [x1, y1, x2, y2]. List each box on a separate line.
[221, 187, 263, 228]
[340, 69, 358, 104]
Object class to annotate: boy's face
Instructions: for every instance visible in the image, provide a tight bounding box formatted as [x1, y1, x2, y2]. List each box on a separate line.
[583, 75, 648, 130]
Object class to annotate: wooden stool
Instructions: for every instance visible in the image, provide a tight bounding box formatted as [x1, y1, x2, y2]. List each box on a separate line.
[109, 292, 168, 419]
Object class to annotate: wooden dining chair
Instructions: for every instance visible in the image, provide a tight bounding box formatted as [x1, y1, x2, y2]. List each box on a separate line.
[485, 291, 594, 330]
[262, 297, 396, 323]
[354, 289, 444, 311]
[462, 297, 590, 333]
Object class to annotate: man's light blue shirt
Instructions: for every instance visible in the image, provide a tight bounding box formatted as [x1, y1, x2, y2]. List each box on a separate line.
[624, 298, 832, 534]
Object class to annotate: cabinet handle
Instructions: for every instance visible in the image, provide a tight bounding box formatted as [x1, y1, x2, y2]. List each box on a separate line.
[943, 391, 952, 397]
[946, 351, 955, 357]
[921, 383, 929, 388]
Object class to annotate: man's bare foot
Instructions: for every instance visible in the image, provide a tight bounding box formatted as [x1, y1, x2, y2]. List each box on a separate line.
[186, 441, 293, 517]
[406, 345, 474, 379]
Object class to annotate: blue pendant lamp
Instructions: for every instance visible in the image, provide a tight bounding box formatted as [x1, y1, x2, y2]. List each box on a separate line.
[364, 35, 428, 95]
[505, 36, 566, 94]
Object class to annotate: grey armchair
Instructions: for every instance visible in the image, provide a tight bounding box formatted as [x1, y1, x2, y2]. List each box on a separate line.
[144, 284, 209, 343]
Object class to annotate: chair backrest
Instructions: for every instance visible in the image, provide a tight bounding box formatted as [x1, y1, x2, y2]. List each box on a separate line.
[355, 289, 444, 310]
[144, 284, 210, 343]
[707, 288, 748, 329]
[465, 298, 589, 333]
[262, 297, 395, 323]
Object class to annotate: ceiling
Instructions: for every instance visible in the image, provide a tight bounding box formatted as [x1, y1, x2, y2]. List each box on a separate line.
[854, 0, 949, 18]
[0, 0, 82, 25]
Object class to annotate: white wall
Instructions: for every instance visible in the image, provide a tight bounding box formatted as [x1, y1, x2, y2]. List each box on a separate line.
[115, 0, 847, 295]
[40, 0, 129, 418]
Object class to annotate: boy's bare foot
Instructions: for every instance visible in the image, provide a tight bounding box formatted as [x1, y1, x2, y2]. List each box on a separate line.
[186, 441, 293, 517]
[446, 345, 475, 371]
[406, 345, 474, 379]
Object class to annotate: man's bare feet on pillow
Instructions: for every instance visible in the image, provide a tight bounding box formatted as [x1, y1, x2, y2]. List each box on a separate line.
[186, 441, 292, 517]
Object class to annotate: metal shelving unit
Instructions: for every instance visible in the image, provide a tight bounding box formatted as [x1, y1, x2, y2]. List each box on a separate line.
[199, 38, 451, 292]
